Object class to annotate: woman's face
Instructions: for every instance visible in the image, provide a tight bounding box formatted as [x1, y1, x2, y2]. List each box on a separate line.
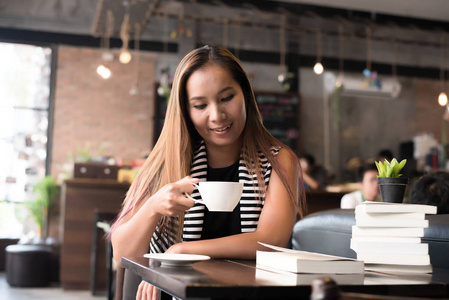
[186, 63, 246, 151]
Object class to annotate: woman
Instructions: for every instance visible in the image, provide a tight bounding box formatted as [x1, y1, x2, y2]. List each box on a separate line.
[111, 45, 305, 299]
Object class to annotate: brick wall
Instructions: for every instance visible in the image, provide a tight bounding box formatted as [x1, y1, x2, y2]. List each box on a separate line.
[51, 46, 156, 180]
[416, 78, 448, 141]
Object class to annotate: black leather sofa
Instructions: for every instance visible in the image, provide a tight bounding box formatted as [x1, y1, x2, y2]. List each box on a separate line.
[291, 208, 449, 269]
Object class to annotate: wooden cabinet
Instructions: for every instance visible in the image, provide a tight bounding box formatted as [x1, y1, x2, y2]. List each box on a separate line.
[60, 179, 129, 290]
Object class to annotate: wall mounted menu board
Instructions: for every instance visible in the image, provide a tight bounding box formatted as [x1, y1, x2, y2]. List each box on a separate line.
[255, 91, 300, 151]
[154, 87, 300, 151]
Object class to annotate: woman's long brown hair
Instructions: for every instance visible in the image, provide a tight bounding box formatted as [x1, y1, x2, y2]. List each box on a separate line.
[111, 45, 305, 241]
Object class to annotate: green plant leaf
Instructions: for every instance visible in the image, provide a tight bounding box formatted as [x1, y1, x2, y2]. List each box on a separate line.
[24, 200, 43, 229]
[390, 158, 398, 169]
[393, 159, 407, 177]
[25, 176, 59, 232]
[385, 161, 393, 177]
[376, 158, 407, 177]
[375, 161, 381, 175]
[375, 161, 386, 177]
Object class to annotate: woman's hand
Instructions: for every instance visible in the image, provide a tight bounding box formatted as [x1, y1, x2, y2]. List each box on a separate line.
[136, 280, 158, 300]
[165, 242, 184, 254]
[111, 176, 200, 267]
[145, 176, 200, 217]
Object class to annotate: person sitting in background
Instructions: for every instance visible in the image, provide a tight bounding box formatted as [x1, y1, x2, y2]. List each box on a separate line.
[340, 163, 380, 209]
[299, 154, 320, 190]
[408, 171, 449, 214]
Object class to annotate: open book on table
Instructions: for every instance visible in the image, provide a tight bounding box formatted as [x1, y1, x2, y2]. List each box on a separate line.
[256, 242, 364, 275]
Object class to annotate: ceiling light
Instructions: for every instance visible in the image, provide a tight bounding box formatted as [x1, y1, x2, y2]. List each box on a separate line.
[119, 10, 131, 64]
[439, 92, 448, 106]
[313, 62, 324, 75]
[96, 10, 114, 80]
[278, 73, 285, 83]
[119, 49, 132, 64]
[438, 36, 447, 106]
[314, 30, 324, 75]
[97, 64, 111, 79]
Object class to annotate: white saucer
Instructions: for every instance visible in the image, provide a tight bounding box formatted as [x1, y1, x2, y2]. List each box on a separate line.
[144, 253, 211, 267]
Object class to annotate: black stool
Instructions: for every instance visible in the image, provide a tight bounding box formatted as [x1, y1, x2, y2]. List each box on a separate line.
[0, 238, 20, 271]
[5, 244, 53, 287]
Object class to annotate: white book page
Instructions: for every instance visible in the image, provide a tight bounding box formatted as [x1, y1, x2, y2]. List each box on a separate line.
[360, 201, 437, 214]
[258, 242, 359, 261]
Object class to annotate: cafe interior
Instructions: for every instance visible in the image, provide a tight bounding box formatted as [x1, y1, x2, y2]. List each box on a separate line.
[1, 0, 449, 299]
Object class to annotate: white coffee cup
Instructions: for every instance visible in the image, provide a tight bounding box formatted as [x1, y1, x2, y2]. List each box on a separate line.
[185, 181, 243, 212]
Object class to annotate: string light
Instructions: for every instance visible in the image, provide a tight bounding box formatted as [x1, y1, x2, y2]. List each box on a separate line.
[119, 8, 132, 64]
[335, 24, 344, 87]
[438, 37, 447, 106]
[97, 10, 114, 79]
[278, 15, 286, 83]
[314, 30, 324, 75]
[130, 23, 141, 96]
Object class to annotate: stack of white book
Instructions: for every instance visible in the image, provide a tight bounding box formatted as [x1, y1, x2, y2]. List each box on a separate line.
[351, 201, 437, 273]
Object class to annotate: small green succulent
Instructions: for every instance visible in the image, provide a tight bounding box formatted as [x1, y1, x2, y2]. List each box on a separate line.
[375, 158, 407, 178]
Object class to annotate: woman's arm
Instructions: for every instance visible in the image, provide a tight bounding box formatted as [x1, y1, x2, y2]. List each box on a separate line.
[111, 177, 199, 266]
[167, 148, 299, 259]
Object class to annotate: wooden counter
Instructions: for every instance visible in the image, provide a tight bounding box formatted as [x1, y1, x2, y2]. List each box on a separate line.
[60, 179, 129, 290]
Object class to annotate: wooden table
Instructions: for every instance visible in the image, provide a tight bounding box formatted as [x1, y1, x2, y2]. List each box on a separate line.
[122, 256, 449, 299]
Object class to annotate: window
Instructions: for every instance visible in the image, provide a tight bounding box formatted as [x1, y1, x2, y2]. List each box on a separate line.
[0, 42, 53, 236]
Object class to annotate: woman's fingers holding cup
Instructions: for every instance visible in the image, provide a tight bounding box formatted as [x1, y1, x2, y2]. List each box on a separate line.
[153, 179, 199, 215]
[179, 175, 200, 183]
[179, 176, 200, 193]
[178, 178, 202, 208]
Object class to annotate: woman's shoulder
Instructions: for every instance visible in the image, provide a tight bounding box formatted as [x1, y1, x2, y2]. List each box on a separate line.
[273, 146, 299, 168]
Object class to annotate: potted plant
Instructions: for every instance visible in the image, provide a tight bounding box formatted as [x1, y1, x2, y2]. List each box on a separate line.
[375, 158, 408, 203]
[24, 176, 59, 241]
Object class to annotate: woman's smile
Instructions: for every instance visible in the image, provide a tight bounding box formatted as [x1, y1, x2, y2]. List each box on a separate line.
[211, 124, 231, 133]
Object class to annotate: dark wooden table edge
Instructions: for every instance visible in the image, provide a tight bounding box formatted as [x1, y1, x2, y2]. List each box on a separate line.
[122, 257, 449, 299]
[121, 257, 314, 299]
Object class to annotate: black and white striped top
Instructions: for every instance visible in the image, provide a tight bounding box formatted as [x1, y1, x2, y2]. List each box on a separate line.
[149, 141, 279, 253]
